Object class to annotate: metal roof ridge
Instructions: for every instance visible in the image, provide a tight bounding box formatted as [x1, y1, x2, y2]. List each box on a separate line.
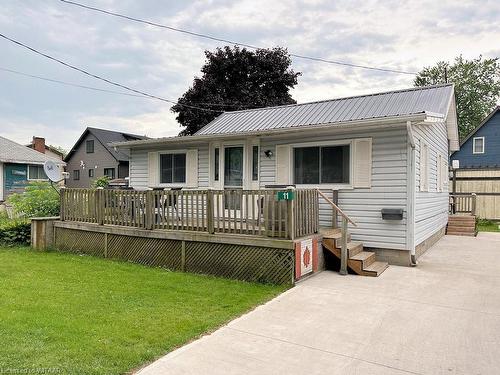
[220, 83, 454, 116]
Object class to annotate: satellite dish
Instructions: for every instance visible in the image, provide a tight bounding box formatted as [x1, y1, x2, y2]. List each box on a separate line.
[43, 160, 62, 182]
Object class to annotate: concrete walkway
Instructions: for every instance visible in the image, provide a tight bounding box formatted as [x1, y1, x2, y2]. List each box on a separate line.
[137, 233, 500, 375]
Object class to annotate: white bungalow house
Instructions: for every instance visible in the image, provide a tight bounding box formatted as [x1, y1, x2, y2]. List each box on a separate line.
[113, 84, 459, 268]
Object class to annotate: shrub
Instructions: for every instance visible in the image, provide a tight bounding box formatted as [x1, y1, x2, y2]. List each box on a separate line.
[92, 176, 110, 188]
[7, 181, 60, 218]
[0, 219, 31, 246]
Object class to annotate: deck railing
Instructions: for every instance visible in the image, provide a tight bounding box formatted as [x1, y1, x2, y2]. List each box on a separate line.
[449, 193, 477, 216]
[60, 188, 319, 240]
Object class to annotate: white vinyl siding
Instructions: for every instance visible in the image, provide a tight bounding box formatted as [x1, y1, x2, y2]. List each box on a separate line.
[130, 144, 208, 189]
[260, 127, 407, 250]
[414, 122, 449, 246]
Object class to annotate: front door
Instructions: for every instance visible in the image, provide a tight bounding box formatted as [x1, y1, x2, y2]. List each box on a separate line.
[223, 146, 244, 214]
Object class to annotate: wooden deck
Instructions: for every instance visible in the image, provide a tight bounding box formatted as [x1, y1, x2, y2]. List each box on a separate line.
[60, 188, 320, 240]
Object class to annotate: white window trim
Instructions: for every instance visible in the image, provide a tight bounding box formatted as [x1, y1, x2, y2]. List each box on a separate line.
[222, 142, 246, 188]
[472, 137, 485, 154]
[290, 139, 354, 190]
[27, 165, 48, 181]
[158, 150, 188, 187]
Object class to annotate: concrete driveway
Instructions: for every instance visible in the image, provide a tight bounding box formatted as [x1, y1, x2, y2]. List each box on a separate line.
[137, 233, 500, 375]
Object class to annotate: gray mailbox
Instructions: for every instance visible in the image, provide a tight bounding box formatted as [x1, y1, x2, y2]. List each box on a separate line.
[381, 208, 404, 220]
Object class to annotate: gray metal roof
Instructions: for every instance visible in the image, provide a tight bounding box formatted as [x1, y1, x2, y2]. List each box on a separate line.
[196, 84, 454, 136]
[0, 136, 65, 165]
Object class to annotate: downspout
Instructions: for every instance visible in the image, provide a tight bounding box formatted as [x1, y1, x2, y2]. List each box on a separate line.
[406, 121, 417, 266]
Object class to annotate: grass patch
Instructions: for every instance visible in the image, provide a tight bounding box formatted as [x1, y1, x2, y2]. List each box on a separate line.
[477, 219, 500, 232]
[0, 247, 286, 374]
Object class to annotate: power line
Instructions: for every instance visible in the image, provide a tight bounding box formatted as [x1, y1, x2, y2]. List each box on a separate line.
[0, 66, 150, 98]
[0, 33, 223, 112]
[59, 0, 417, 76]
[0, 66, 251, 107]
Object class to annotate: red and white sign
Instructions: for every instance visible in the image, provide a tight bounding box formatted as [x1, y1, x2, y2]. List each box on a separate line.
[295, 238, 318, 280]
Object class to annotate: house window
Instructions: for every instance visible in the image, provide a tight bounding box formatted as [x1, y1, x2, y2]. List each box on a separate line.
[160, 153, 186, 184]
[73, 170, 80, 180]
[89, 169, 94, 178]
[214, 148, 219, 181]
[473, 137, 485, 154]
[252, 145, 259, 181]
[86, 140, 94, 153]
[294, 145, 350, 184]
[104, 168, 115, 179]
[28, 165, 47, 180]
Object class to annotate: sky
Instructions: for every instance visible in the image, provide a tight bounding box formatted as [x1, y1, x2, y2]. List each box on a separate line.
[1, 0, 499, 150]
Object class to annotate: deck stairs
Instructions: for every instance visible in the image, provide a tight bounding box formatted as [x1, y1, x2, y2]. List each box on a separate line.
[446, 215, 477, 236]
[320, 228, 388, 277]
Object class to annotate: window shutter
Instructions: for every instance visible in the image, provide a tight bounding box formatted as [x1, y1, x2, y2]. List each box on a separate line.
[436, 154, 442, 192]
[419, 141, 428, 192]
[353, 138, 372, 188]
[148, 152, 159, 187]
[186, 149, 198, 187]
[275, 145, 291, 184]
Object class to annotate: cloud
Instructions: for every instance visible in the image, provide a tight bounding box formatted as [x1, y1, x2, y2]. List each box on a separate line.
[0, 0, 499, 149]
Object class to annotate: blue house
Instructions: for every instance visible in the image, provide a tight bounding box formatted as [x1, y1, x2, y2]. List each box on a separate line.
[451, 107, 500, 169]
[0, 135, 65, 202]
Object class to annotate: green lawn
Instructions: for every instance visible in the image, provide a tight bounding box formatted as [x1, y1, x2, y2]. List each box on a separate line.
[477, 219, 500, 232]
[0, 247, 286, 374]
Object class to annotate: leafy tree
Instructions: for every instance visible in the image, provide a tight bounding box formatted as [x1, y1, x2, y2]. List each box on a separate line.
[172, 46, 301, 135]
[7, 181, 60, 218]
[91, 176, 110, 188]
[49, 145, 68, 158]
[414, 55, 500, 140]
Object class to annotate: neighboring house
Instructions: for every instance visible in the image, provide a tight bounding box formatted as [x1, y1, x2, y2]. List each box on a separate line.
[113, 84, 459, 266]
[26, 137, 65, 160]
[0, 135, 65, 202]
[64, 127, 147, 188]
[450, 106, 500, 169]
[449, 107, 500, 220]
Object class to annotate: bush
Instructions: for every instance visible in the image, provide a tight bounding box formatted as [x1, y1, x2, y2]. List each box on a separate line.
[7, 181, 60, 218]
[0, 219, 31, 246]
[92, 176, 110, 188]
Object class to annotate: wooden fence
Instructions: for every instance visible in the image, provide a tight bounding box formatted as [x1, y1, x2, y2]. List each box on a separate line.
[60, 188, 319, 240]
[451, 168, 500, 219]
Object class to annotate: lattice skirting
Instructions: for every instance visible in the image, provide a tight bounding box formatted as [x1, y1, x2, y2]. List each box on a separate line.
[54, 227, 294, 284]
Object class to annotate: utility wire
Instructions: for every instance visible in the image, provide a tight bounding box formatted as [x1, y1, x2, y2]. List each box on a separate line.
[0, 66, 150, 98]
[0, 33, 223, 112]
[59, 0, 417, 75]
[0, 66, 250, 107]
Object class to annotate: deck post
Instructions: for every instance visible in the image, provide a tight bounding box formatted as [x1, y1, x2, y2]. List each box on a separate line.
[340, 217, 348, 275]
[207, 190, 214, 234]
[332, 190, 339, 228]
[471, 193, 477, 216]
[286, 187, 295, 240]
[60, 187, 66, 221]
[96, 188, 104, 225]
[145, 190, 154, 230]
